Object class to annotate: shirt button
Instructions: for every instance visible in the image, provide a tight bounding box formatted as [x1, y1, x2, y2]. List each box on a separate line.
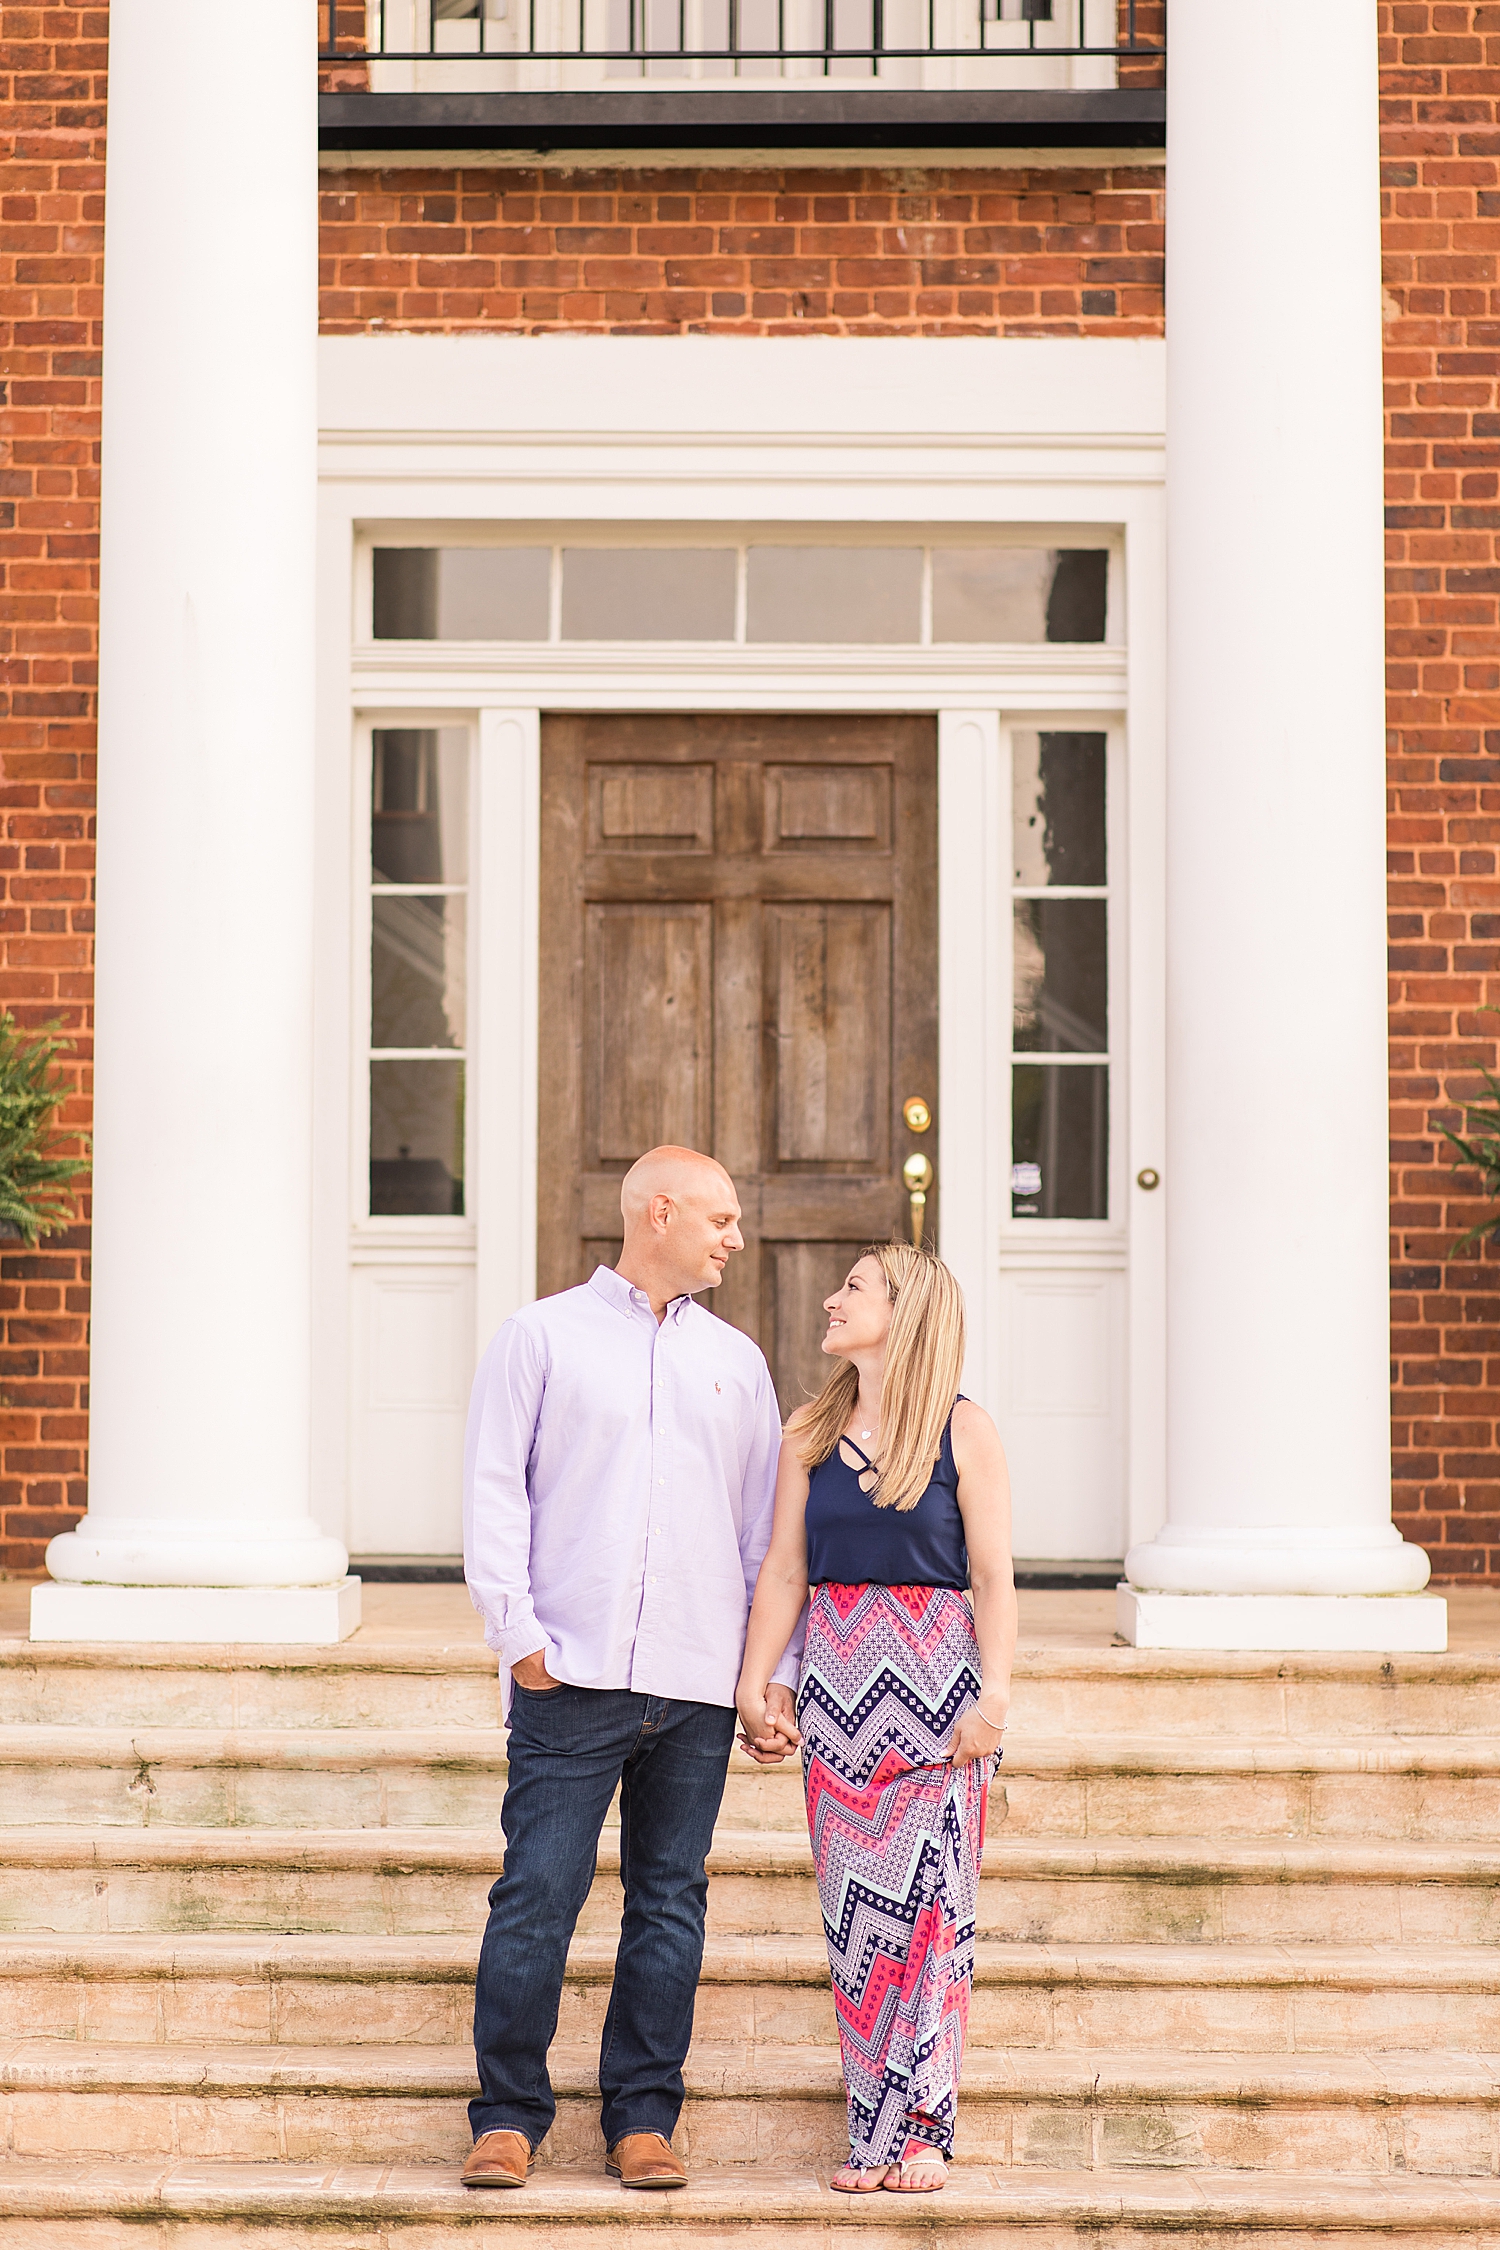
[658, 1478, 665, 1487]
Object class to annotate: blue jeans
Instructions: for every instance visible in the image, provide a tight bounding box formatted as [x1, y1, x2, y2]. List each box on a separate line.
[470, 1683, 737, 2150]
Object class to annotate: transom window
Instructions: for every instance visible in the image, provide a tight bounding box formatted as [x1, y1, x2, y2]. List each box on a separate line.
[370, 540, 1110, 645]
[1010, 731, 1109, 1221]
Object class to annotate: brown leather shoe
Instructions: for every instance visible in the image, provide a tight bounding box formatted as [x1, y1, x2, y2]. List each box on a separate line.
[461, 2129, 534, 2188]
[605, 2131, 688, 2189]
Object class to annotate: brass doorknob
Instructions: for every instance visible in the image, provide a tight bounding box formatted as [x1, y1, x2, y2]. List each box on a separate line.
[902, 1096, 932, 1133]
[903, 1152, 934, 1249]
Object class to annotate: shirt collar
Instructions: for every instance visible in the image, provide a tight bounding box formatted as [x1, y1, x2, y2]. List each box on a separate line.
[588, 1264, 695, 1324]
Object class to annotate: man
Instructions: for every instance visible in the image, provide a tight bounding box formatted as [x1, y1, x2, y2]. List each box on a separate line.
[460, 1145, 801, 2191]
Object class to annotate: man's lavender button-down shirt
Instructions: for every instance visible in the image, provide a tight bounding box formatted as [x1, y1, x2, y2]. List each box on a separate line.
[463, 1265, 802, 1711]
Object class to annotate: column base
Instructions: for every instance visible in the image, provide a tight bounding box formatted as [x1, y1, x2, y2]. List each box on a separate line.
[28, 1578, 362, 1646]
[1116, 1586, 1448, 1653]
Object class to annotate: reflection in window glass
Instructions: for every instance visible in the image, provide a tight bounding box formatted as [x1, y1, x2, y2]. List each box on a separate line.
[1012, 732, 1106, 885]
[370, 1060, 466, 1216]
[1011, 723, 1110, 1222]
[1013, 900, 1107, 1053]
[369, 539, 1113, 645]
[369, 727, 469, 1218]
[746, 548, 922, 643]
[372, 896, 467, 1050]
[932, 548, 1108, 643]
[1046, 550, 1109, 642]
[561, 549, 736, 640]
[372, 730, 469, 884]
[373, 551, 437, 639]
[372, 549, 550, 640]
[1012, 1065, 1108, 1220]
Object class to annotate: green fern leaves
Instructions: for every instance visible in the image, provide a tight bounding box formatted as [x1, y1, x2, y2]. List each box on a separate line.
[0, 1014, 88, 1246]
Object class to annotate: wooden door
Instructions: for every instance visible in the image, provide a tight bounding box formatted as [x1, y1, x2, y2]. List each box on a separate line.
[537, 714, 938, 1417]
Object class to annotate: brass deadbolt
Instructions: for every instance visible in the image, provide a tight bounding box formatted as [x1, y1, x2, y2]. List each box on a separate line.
[902, 1097, 932, 1133]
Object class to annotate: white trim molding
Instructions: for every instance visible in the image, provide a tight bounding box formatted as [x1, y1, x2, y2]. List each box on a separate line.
[474, 707, 540, 1353]
[317, 331, 1166, 1561]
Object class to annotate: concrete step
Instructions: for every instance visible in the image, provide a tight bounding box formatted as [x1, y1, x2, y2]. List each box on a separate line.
[11, 1934, 1500, 2057]
[0, 1726, 794, 1833]
[7, 1827, 1500, 1945]
[0, 1726, 515, 1832]
[988, 1738, 1500, 1843]
[10, 1725, 1500, 1841]
[0, 1640, 506, 1733]
[9, 2158, 1500, 2247]
[7, 2039, 1500, 2174]
[9, 1636, 1500, 1739]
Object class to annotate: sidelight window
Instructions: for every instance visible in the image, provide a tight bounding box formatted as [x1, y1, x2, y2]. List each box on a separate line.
[1009, 731, 1109, 1220]
[368, 728, 469, 1217]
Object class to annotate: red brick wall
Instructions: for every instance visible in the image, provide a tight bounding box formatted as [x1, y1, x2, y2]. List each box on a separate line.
[1383, 2, 1500, 1580]
[5, 4, 1499, 1578]
[318, 164, 1165, 337]
[0, 4, 100, 1574]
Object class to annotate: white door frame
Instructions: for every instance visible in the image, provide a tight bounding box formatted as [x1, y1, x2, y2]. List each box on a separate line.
[316, 333, 1167, 1559]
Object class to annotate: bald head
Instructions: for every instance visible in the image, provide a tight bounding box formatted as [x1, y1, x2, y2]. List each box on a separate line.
[621, 1145, 735, 1228]
[616, 1146, 744, 1315]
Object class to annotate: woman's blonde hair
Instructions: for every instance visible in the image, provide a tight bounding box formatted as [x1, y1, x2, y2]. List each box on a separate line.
[792, 1243, 967, 1512]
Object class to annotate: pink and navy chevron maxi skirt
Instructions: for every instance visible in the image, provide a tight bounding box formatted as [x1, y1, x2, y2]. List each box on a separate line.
[796, 1581, 994, 2170]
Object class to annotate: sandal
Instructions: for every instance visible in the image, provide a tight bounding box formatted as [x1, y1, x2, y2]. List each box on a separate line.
[882, 2139, 948, 2194]
[830, 2161, 893, 2194]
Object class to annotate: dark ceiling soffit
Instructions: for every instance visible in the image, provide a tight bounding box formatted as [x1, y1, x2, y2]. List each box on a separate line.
[318, 86, 1165, 152]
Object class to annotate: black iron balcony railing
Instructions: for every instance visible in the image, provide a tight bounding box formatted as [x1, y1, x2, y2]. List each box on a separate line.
[322, 0, 1159, 76]
[318, 0, 1164, 149]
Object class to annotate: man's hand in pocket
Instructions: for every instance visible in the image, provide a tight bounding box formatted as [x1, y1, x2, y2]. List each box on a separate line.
[511, 1651, 563, 1692]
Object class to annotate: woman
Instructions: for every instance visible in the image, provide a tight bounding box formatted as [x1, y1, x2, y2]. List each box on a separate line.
[736, 1243, 1017, 2195]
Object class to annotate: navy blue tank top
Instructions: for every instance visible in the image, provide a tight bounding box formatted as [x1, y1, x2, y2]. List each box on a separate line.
[803, 1406, 967, 1590]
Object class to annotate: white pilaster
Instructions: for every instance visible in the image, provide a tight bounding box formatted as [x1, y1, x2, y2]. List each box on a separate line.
[1119, 0, 1444, 1652]
[33, 0, 358, 1644]
[937, 709, 1004, 1419]
[472, 708, 540, 1359]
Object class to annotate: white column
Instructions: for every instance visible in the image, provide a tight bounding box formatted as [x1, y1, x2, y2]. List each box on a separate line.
[1118, 0, 1444, 1652]
[31, 0, 358, 1644]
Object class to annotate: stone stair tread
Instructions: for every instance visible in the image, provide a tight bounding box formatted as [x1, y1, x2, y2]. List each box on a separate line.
[0, 1723, 517, 1768]
[0, 1639, 503, 1676]
[8, 2155, 1500, 2228]
[11, 1929, 1500, 1991]
[11, 1721, 1500, 1773]
[10, 2038, 1500, 2101]
[11, 1637, 1500, 1682]
[8, 1822, 1500, 1881]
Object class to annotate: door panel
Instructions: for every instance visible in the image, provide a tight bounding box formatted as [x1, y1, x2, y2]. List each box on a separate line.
[539, 714, 937, 1415]
[768, 904, 891, 1168]
[999, 1268, 1126, 1560]
[349, 1265, 473, 1555]
[592, 763, 715, 852]
[585, 902, 712, 1161]
[767, 764, 892, 851]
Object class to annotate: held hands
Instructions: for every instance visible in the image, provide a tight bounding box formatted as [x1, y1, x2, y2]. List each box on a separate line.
[736, 1679, 801, 1764]
[948, 1698, 1006, 1768]
[511, 1650, 563, 1693]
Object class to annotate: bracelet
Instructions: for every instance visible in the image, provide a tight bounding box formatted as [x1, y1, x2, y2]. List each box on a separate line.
[973, 1698, 1008, 1731]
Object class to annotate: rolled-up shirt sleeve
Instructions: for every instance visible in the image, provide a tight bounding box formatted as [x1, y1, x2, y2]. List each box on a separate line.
[463, 1319, 553, 1668]
[771, 1600, 809, 1692]
[737, 1362, 807, 1691]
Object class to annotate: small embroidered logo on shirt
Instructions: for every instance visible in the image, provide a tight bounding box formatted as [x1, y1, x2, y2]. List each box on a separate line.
[715, 1381, 722, 1393]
